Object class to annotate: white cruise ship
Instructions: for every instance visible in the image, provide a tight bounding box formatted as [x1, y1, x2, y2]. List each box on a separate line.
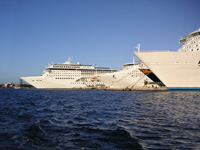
[21, 58, 117, 89]
[96, 60, 152, 89]
[135, 28, 200, 90]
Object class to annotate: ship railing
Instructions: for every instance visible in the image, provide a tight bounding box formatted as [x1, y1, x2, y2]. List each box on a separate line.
[134, 50, 171, 53]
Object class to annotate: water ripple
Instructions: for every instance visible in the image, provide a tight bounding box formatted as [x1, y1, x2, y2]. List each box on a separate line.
[1, 89, 200, 149]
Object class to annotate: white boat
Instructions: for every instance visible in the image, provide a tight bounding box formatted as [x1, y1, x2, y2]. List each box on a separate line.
[21, 58, 117, 89]
[13, 86, 21, 89]
[135, 28, 200, 90]
[96, 59, 152, 89]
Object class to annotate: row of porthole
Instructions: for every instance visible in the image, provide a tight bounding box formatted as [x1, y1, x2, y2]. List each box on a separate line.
[55, 78, 74, 79]
[71, 83, 98, 84]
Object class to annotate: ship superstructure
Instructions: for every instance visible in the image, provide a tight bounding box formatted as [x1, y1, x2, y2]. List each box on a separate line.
[21, 58, 117, 89]
[135, 28, 200, 89]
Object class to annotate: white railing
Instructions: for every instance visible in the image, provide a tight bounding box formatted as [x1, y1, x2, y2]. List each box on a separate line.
[134, 50, 171, 53]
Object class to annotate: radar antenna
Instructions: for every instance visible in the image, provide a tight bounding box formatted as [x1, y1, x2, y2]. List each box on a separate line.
[68, 57, 72, 63]
[64, 57, 73, 64]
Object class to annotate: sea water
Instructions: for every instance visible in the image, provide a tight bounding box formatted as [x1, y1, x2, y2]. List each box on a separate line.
[0, 89, 200, 150]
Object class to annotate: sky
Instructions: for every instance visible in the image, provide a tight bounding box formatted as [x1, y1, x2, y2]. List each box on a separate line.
[0, 0, 200, 84]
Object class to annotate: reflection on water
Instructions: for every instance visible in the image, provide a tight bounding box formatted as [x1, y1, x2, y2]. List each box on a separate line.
[0, 89, 200, 150]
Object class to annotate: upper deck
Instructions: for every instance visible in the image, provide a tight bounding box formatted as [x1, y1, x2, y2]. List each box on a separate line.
[46, 58, 116, 71]
[180, 28, 200, 44]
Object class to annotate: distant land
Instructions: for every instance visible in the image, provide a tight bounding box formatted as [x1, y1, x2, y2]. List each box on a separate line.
[0, 82, 34, 89]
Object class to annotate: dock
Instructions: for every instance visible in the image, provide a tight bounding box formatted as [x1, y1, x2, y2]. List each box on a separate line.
[105, 87, 168, 91]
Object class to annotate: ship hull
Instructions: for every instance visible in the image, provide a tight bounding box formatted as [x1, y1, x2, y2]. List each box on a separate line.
[135, 51, 200, 90]
[97, 72, 148, 89]
[96, 66, 152, 89]
[21, 77, 88, 89]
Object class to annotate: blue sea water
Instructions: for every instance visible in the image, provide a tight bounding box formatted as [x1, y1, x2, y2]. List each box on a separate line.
[0, 89, 200, 150]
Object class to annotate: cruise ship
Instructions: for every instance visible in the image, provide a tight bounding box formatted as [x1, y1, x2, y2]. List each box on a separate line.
[96, 60, 152, 89]
[21, 58, 117, 89]
[135, 28, 200, 90]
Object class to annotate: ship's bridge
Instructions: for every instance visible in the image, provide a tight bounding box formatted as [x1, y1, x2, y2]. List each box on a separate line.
[180, 28, 200, 44]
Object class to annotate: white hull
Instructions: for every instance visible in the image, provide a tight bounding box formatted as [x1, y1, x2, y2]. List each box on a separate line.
[97, 73, 150, 89]
[21, 77, 89, 89]
[135, 51, 200, 89]
[97, 63, 152, 89]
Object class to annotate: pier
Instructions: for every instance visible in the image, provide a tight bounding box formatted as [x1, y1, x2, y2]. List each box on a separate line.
[104, 87, 168, 91]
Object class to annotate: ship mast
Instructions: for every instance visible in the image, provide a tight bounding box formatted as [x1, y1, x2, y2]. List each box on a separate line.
[136, 43, 140, 52]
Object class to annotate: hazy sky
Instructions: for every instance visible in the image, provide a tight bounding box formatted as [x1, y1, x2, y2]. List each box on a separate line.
[1, 0, 200, 83]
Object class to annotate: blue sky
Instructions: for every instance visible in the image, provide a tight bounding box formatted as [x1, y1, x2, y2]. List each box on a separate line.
[0, 0, 200, 84]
